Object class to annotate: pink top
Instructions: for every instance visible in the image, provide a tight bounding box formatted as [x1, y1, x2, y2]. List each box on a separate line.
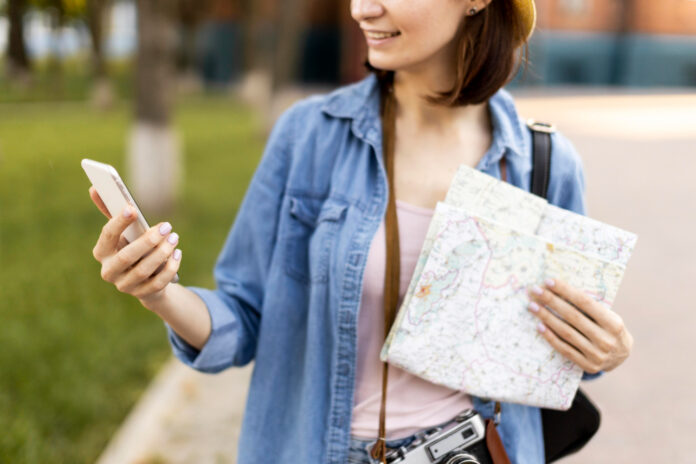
[350, 200, 473, 439]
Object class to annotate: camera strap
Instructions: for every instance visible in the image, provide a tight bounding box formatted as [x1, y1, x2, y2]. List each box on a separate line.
[370, 81, 510, 464]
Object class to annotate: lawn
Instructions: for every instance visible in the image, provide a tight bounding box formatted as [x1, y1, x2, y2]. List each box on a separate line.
[0, 94, 266, 462]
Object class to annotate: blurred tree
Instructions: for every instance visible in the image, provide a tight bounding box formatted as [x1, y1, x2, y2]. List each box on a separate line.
[28, 0, 84, 78]
[85, 0, 115, 108]
[5, 0, 31, 78]
[272, 0, 304, 91]
[127, 0, 181, 214]
[176, 0, 209, 78]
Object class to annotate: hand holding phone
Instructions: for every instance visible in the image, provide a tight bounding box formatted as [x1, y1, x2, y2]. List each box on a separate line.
[83, 159, 180, 299]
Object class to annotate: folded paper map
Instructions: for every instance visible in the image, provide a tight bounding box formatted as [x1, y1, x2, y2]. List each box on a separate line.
[380, 165, 637, 410]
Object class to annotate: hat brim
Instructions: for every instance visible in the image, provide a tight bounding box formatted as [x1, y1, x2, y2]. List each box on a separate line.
[512, 0, 537, 42]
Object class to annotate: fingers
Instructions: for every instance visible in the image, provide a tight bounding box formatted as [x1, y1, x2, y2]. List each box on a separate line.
[89, 186, 112, 218]
[527, 286, 607, 370]
[543, 278, 625, 336]
[93, 205, 137, 261]
[101, 222, 172, 282]
[131, 249, 182, 300]
[112, 227, 179, 292]
[535, 322, 603, 374]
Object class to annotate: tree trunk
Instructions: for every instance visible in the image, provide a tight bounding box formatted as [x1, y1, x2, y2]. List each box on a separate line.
[87, 0, 115, 109]
[6, 0, 31, 76]
[271, 0, 304, 92]
[128, 0, 181, 215]
[87, 0, 108, 79]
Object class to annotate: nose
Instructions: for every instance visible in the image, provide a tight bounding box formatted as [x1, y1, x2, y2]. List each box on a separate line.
[351, 0, 384, 23]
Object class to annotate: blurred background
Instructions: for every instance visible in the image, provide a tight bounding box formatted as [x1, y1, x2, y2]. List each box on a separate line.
[0, 0, 694, 462]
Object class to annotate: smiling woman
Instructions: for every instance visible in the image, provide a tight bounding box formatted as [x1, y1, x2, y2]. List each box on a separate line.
[85, 0, 633, 463]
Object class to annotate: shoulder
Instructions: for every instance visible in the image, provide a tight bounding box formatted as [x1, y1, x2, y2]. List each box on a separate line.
[489, 88, 586, 215]
[271, 74, 377, 136]
[547, 129, 586, 215]
[491, 87, 584, 178]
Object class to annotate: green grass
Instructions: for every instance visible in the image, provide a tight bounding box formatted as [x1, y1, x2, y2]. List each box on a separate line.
[0, 58, 134, 103]
[0, 94, 266, 462]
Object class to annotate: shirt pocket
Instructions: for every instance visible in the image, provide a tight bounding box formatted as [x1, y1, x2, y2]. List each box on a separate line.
[283, 195, 348, 284]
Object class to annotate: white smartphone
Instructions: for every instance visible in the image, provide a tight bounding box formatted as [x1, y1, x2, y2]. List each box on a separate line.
[82, 158, 179, 283]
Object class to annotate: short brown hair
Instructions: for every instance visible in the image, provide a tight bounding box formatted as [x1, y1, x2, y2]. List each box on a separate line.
[366, 0, 529, 106]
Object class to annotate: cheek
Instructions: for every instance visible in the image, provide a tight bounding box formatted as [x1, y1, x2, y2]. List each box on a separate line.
[401, 2, 463, 47]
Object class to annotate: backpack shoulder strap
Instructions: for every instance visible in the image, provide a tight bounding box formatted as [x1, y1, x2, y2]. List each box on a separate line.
[527, 119, 555, 199]
[527, 121, 602, 462]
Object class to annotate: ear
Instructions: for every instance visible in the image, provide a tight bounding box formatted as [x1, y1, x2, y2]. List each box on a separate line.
[467, 0, 493, 16]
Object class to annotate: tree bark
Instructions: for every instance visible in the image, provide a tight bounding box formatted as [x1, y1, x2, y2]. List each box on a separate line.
[87, 0, 109, 79]
[135, 0, 176, 125]
[128, 0, 181, 214]
[6, 0, 31, 76]
[271, 0, 305, 92]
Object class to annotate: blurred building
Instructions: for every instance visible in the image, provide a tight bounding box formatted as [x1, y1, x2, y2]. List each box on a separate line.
[525, 0, 696, 86]
[291, 0, 696, 88]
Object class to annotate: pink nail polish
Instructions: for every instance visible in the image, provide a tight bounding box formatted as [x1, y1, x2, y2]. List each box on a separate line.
[545, 278, 555, 287]
[167, 232, 179, 245]
[159, 222, 172, 235]
[123, 207, 133, 218]
[532, 285, 544, 295]
[537, 322, 546, 333]
[528, 302, 540, 313]
[173, 249, 182, 261]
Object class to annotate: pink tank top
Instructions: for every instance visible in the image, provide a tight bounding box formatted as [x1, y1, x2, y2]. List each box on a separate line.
[350, 200, 473, 439]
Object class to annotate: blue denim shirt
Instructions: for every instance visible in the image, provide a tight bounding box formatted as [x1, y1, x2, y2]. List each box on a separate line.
[165, 73, 601, 464]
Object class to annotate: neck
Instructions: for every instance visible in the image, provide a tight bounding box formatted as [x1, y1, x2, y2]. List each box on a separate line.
[392, 69, 489, 133]
[394, 69, 488, 130]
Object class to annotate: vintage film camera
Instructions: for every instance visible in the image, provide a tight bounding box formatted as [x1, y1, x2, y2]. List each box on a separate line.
[382, 409, 493, 464]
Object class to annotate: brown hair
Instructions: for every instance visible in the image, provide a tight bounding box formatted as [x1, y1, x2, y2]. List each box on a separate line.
[367, 0, 530, 107]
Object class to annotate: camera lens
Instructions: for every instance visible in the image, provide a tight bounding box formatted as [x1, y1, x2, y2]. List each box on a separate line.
[443, 453, 479, 464]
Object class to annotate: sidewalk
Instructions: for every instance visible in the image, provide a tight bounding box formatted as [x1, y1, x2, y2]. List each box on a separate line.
[96, 359, 252, 464]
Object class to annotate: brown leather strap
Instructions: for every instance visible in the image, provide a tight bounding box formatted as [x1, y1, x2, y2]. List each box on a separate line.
[486, 419, 512, 464]
[371, 82, 509, 462]
[370, 78, 400, 464]
[500, 156, 507, 183]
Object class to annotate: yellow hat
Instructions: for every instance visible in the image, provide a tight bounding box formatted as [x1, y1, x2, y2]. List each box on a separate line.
[512, 0, 537, 42]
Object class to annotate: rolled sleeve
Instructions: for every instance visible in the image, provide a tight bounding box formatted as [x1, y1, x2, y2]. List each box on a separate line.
[164, 102, 297, 373]
[165, 287, 256, 373]
[547, 131, 604, 382]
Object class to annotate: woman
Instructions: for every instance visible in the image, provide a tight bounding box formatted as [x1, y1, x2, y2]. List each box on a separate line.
[89, 0, 634, 462]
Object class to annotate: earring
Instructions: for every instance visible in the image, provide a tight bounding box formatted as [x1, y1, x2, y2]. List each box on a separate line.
[469, 7, 477, 15]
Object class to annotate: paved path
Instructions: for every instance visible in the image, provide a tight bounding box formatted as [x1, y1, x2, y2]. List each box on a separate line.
[97, 90, 696, 463]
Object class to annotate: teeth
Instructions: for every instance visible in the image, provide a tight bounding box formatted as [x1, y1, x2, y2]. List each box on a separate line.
[366, 31, 399, 40]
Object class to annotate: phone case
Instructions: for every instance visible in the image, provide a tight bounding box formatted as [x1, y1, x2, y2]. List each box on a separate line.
[81, 159, 150, 244]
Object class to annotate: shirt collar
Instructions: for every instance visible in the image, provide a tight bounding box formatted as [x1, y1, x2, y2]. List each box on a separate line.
[320, 73, 528, 169]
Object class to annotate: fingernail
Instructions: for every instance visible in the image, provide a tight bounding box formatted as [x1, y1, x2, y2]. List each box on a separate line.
[545, 278, 555, 287]
[528, 302, 540, 313]
[531, 285, 544, 295]
[173, 249, 182, 261]
[159, 222, 172, 235]
[537, 322, 546, 333]
[123, 207, 133, 218]
[167, 232, 179, 245]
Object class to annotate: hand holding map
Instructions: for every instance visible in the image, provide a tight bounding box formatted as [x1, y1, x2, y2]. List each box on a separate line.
[380, 165, 637, 410]
[527, 277, 634, 376]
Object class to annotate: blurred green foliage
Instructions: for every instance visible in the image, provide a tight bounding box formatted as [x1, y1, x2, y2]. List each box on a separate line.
[0, 92, 266, 462]
[0, 59, 134, 103]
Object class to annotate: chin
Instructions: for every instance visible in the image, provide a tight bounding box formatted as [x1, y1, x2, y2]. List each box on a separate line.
[366, 56, 400, 73]
[367, 50, 422, 74]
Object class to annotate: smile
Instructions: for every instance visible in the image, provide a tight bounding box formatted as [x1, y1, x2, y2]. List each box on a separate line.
[364, 31, 401, 40]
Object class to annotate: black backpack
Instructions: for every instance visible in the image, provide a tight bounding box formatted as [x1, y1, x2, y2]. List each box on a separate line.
[527, 120, 602, 463]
